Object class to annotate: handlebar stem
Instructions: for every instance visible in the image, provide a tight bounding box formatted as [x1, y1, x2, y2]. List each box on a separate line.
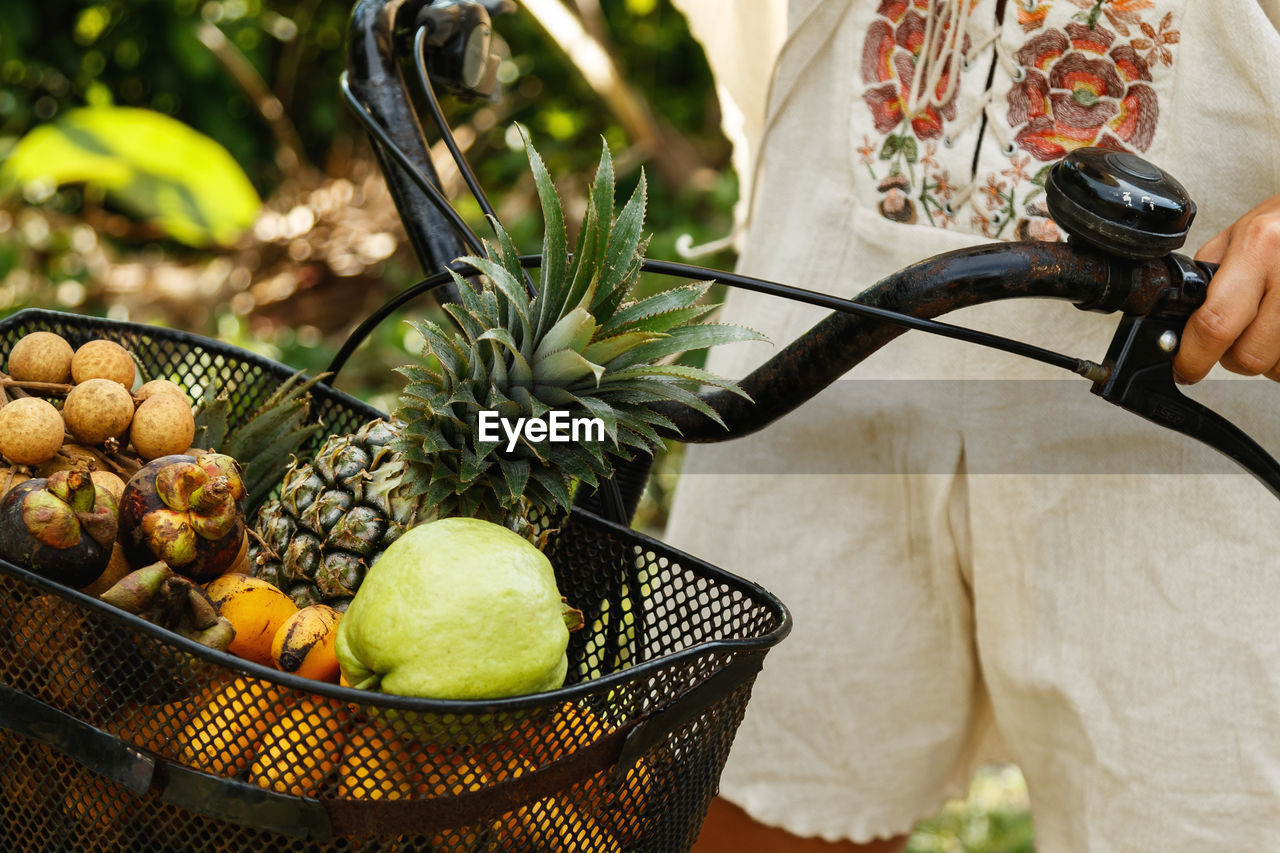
[348, 0, 469, 276]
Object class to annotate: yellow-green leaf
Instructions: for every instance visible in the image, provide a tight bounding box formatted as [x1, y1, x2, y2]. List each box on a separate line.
[1, 106, 261, 247]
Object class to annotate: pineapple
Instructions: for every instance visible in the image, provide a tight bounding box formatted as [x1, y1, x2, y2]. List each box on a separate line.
[252, 136, 763, 609]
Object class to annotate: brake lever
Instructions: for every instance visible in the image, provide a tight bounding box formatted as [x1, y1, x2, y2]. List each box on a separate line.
[1090, 260, 1280, 500]
[1046, 148, 1280, 499]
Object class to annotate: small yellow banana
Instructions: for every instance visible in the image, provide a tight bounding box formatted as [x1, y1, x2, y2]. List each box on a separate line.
[248, 699, 347, 796]
[271, 604, 342, 682]
[179, 677, 293, 776]
[204, 573, 298, 666]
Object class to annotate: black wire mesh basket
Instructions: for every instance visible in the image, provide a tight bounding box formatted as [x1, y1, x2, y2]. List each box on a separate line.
[0, 308, 791, 853]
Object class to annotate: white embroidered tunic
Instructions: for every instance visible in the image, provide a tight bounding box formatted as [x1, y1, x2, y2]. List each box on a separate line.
[666, 1, 1280, 846]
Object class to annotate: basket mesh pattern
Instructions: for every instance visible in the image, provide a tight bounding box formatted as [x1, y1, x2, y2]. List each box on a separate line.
[0, 309, 788, 852]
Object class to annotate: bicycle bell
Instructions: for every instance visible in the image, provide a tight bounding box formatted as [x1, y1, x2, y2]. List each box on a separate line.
[1046, 148, 1195, 259]
[415, 0, 504, 100]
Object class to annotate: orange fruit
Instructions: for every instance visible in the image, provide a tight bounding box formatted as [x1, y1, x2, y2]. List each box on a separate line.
[179, 677, 293, 776]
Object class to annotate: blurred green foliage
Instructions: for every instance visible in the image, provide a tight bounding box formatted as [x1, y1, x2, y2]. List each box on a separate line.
[2, 105, 261, 245]
[908, 766, 1036, 853]
[0, 0, 737, 389]
[0, 0, 353, 189]
[0, 0, 734, 242]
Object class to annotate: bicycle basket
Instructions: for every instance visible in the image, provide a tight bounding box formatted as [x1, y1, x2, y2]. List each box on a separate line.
[0, 308, 790, 853]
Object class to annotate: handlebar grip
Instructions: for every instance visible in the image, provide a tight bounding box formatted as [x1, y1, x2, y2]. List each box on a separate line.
[1158, 254, 1216, 316]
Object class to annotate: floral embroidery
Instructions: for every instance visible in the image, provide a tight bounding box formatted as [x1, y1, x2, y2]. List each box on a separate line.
[1066, 0, 1155, 35]
[1015, 0, 1053, 32]
[970, 152, 1059, 239]
[1008, 22, 1159, 160]
[856, 0, 1178, 236]
[979, 0, 1179, 237]
[861, 0, 972, 142]
[859, 1, 976, 228]
[859, 136, 958, 226]
[1131, 11, 1179, 66]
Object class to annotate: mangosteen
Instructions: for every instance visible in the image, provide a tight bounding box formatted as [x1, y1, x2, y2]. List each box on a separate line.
[0, 468, 118, 587]
[118, 452, 247, 581]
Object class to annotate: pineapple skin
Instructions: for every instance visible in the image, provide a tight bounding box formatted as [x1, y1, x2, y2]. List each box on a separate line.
[252, 419, 421, 609]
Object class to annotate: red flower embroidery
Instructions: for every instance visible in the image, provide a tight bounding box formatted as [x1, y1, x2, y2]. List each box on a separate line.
[1007, 22, 1158, 161]
[1067, 0, 1155, 37]
[861, 0, 970, 141]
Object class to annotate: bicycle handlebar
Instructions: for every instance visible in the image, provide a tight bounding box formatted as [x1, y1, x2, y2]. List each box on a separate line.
[649, 240, 1202, 443]
[342, 0, 1280, 507]
[347, 0, 472, 276]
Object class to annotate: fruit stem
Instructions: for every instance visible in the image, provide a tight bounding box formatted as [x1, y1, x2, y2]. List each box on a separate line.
[0, 378, 74, 395]
[562, 600, 585, 633]
[106, 450, 142, 476]
[246, 526, 280, 562]
[190, 476, 231, 512]
[0, 467, 25, 493]
[0, 371, 52, 401]
[351, 674, 381, 692]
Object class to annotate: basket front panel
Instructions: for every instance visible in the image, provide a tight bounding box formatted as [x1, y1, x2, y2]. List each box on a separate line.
[0, 311, 789, 851]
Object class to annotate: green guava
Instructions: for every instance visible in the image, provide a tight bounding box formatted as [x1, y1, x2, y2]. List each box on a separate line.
[335, 516, 570, 700]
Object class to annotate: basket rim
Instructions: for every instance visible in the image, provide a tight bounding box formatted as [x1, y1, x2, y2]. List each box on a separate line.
[0, 307, 386, 423]
[0, 506, 790, 712]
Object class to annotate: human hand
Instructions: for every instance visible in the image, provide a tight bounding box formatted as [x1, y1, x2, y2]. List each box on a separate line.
[1173, 193, 1280, 384]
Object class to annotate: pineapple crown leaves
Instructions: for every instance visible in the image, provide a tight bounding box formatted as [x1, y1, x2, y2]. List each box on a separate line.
[391, 131, 766, 524]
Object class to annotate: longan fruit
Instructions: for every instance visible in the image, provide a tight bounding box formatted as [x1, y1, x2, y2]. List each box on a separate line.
[71, 340, 135, 388]
[0, 397, 66, 465]
[8, 332, 74, 384]
[129, 393, 195, 461]
[64, 378, 135, 445]
[136, 379, 188, 402]
[90, 470, 126, 503]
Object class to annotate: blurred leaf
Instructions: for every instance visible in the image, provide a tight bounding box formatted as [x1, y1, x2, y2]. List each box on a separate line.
[0, 106, 260, 246]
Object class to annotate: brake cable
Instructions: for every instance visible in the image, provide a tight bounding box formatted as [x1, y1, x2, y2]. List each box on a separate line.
[335, 30, 1112, 385]
[339, 71, 487, 259]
